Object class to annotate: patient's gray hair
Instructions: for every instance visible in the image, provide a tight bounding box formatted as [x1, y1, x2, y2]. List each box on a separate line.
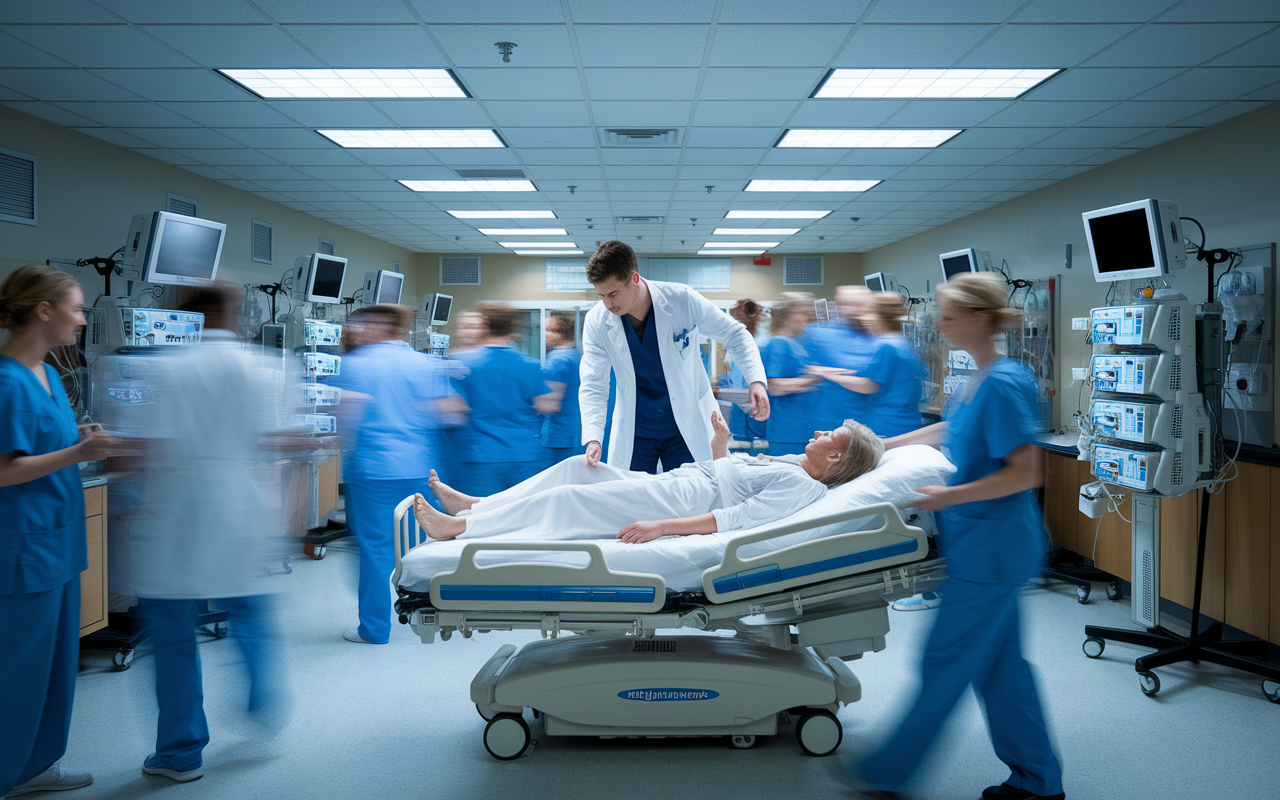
[821, 419, 884, 488]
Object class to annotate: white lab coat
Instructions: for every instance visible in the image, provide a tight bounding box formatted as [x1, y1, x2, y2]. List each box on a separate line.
[579, 280, 766, 467]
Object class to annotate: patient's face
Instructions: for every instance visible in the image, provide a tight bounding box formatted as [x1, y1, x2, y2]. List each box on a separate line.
[805, 428, 850, 465]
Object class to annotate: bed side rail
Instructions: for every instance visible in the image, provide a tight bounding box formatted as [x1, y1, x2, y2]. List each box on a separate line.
[392, 494, 426, 587]
[429, 542, 668, 614]
[701, 503, 926, 604]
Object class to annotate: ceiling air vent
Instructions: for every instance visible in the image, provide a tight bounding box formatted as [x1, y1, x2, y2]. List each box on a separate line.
[441, 255, 481, 285]
[784, 256, 824, 286]
[167, 192, 198, 217]
[251, 219, 272, 264]
[454, 169, 527, 179]
[600, 128, 682, 147]
[0, 145, 37, 226]
[615, 216, 664, 225]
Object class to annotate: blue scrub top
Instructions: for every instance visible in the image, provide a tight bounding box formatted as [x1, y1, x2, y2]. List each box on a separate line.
[328, 341, 453, 481]
[761, 335, 818, 444]
[541, 347, 582, 449]
[624, 311, 681, 438]
[0, 356, 87, 595]
[801, 324, 876, 429]
[938, 359, 1044, 585]
[860, 334, 925, 438]
[454, 345, 551, 463]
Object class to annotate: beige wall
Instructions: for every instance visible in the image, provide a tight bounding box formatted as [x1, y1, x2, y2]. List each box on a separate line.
[0, 105, 417, 328]
[862, 100, 1280, 434]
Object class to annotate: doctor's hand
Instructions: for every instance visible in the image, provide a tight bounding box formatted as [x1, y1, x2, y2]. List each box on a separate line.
[617, 520, 667, 544]
[584, 441, 602, 468]
[913, 485, 955, 512]
[747, 381, 770, 420]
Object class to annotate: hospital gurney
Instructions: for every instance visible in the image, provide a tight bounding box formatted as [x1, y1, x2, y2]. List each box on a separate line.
[391, 446, 953, 760]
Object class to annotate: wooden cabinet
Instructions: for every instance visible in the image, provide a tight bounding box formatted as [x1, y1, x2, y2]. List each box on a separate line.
[79, 484, 107, 637]
[318, 453, 340, 521]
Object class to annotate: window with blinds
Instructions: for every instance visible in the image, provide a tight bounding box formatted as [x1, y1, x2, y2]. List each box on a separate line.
[546, 258, 592, 292]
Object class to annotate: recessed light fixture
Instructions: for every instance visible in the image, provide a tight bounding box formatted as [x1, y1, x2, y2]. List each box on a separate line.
[701, 241, 780, 248]
[514, 250, 583, 255]
[399, 180, 537, 192]
[318, 130, 504, 148]
[448, 210, 557, 219]
[777, 129, 961, 148]
[711, 228, 800, 235]
[498, 241, 576, 247]
[477, 228, 567, 236]
[745, 180, 880, 192]
[724, 210, 831, 219]
[697, 250, 764, 255]
[218, 68, 467, 98]
[813, 68, 1060, 99]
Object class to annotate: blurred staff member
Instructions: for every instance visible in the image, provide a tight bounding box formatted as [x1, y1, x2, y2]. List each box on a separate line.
[128, 282, 290, 784]
[759, 300, 821, 456]
[540, 312, 585, 461]
[581, 241, 768, 473]
[857, 273, 1064, 800]
[330, 304, 458, 645]
[453, 303, 556, 495]
[718, 299, 767, 447]
[809, 292, 926, 438]
[802, 285, 878, 431]
[0, 266, 114, 797]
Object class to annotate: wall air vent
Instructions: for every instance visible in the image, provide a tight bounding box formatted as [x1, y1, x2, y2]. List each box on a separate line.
[784, 256, 824, 286]
[454, 169, 527, 179]
[0, 145, 37, 226]
[441, 255, 481, 285]
[615, 216, 664, 224]
[251, 219, 272, 264]
[600, 128, 682, 147]
[167, 192, 198, 217]
[319, 238, 335, 255]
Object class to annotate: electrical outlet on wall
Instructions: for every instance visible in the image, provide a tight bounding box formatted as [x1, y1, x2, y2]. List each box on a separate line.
[1072, 317, 1089, 330]
[1072, 367, 1089, 381]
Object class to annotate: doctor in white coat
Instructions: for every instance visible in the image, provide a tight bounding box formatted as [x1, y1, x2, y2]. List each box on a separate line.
[580, 240, 769, 473]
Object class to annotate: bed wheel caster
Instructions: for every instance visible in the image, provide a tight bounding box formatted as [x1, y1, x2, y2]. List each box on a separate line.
[304, 543, 326, 560]
[796, 711, 842, 756]
[484, 713, 531, 760]
[112, 649, 135, 671]
[1082, 637, 1105, 659]
[1262, 680, 1280, 703]
[1075, 584, 1091, 604]
[1139, 670, 1160, 697]
[729, 734, 756, 750]
[1106, 580, 1122, 601]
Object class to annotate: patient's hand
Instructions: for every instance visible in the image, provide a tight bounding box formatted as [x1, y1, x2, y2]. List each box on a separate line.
[617, 520, 666, 544]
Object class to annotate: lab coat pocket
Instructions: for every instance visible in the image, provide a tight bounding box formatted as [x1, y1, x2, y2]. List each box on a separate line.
[672, 325, 697, 359]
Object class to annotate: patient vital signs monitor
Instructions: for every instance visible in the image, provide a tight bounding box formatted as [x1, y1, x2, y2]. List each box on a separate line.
[938, 248, 992, 283]
[1082, 198, 1186, 283]
[294, 253, 348, 304]
[364, 270, 404, 305]
[123, 211, 226, 287]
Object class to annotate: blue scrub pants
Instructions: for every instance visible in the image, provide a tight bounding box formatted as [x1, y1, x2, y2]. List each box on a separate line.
[630, 435, 694, 473]
[137, 595, 282, 772]
[767, 441, 807, 457]
[345, 477, 430, 644]
[860, 577, 1063, 796]
[464, 460, 549, 498]
[0, 579, 79, 795]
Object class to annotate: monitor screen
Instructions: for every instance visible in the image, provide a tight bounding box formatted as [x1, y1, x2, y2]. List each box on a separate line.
[941, 252, 974, 281]
[1087, 208, 1157, 277]
[431, 294, 452, 325]
[865, 275, 884, 292]
[376, 272, 403, 304]
[310, 257, 346, 301]
[152, 218, 223, 280]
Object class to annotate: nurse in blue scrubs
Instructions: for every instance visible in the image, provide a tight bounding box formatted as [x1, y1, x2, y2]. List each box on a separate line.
[803, 286, 878, 431]
[540, 312, 585, 462]
[858, 273, 1064, 800]
[1, 266, 115, 797]
[760, 300, 821, 456]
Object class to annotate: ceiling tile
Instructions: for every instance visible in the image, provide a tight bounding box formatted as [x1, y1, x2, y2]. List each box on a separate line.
[1134, 67, 1280, 100]
[698, 68, 823, 100]
[281, 24, 447, 67]
[686, 126, 780, 147]
[131, 148, 201, 165]
[178, 165, 238, 180]
[1159, 0, 1280, 23]
[171, 148, 284, 165]
[787, 99, 906, 127]
[4, 25, 198, 68]
[267, 100, 395, 127]
[515, 148, 600, 164]
[1075, 148, 1141, 165]
[606, 166, 677, 179]
[691, 100, 797, 126]
[979, 100, 1116, 127]
[93, 0, 268, 23]
[675, 166, 756, 179]
[960, 24, 1139, 68]
[1083, 100, 1218, 127]
[293, 165, 388, 180]
[709, 25, 854, 67]
[260, 148, 364, 164]
[371, 100, 492, 126]
[0, 69, 145, 101]
[760, 149, 860, 165]
[836, 148, 931, 165]
[2, 100, 101, 126]
[67, 127, 159, 148]
[430, 25, 576, 68]
[217, 179, 268, 192]
[590, 100, 692, 127]
[1024, 67, 1185, 101]
[1012, 0, 1179, 23]
[254, 0, 419, 23]
[0, 33, 72, 69]
[601, 148, 681, 165]
[50, 101, 200, 127]
[834, 24, 996, 67]
[1207, 26, 1280, 67]
[866, 0, 1024, 23]
[891, 165, 983, 180]
[88, 68, 253, 101]
[427, 149, 522, 165]
[458, 68, 584, 100]
[116, 127, 240, 148]
[1113, 128, 1199, 149]
[947, 128, 1055, 148]
[413, 0, 567, 24]
[963, 164, 1057, 180]
[1085, 23, 1276, 67]
[1167, 100, 1272, 127]
[739, 166, 829, 181]
[1038, 164, 1097, 180]
[140, 24, 325, 68]
[583, 68, 699, 101]
[680, 149, 762, 165]
[215, 165, 310, 179]
[1033, 127, 1153, 148]
[485, 100, 590, 126]
[527, 166, 605, 180]
[998, 148, 1104, 165]
[213, 128, 330, 148]
[884, 99, 1011, 127]
[159, 101, 300, 127]
[0, 0, 121, 23]
[500, 128, 597, 148]
[575, 25, 710, 67]
[913, 147, 1020, 164]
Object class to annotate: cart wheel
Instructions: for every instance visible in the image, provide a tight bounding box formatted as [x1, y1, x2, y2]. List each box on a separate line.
[1082, 637, 1105, 659]
[113, 649, 135, 671]
[1075, 584, 1091, 604]
[1106, 580, 1122, 601]
[1263, 681, 1280, 703]
[796, 711, 843, 757]
[483, 714, 531, 761]
[476, 704, 496, 721]
[729, 734, 757, 750]
[1139, 671, 1161, 697]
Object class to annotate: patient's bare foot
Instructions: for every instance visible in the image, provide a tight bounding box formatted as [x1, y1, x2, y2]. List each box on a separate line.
[414, 494, 466, 540]
[429, 469, 478, 515]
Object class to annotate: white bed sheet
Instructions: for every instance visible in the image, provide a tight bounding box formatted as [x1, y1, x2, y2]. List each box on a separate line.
[397, 445, 955, 594]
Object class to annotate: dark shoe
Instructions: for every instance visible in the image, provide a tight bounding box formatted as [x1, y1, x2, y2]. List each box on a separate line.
[982, 783, 1065, 800]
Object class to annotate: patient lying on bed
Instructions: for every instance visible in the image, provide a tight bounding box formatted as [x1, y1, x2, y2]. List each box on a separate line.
[414, 412, 884, 544]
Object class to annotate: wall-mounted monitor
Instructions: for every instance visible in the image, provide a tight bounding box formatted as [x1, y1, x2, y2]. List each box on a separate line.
[294, 253, 348, 304]
[1082, 199, 1185, 284]
[864, 272, 898, 293]
[124, 211, 226, 287]
[939, 248, 993, 284]
[364, 270, 404, 305]
[419, 292, 453, 326]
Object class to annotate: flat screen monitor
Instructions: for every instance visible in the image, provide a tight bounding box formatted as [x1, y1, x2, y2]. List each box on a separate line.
[295, 253, 348, 304]
[864, 272, 897, 293]
[365, 270, 404, 305]
[1082, 199, 1185, 284]
[430, 293, 452, 326]
[129, 212, 226, 287]
[938, 248, 991, 284]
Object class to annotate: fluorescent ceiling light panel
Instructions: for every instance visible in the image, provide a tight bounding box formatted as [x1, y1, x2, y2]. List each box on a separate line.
[478, 228, 568, 236]
[698, 250, 763, 255]
[448, 210, 557, 219]
[745, 180, 880, 192]
[515, 250, 583, 255]
[778, 129, 960, 148]
[815, 68, 1060, 99]
[712, 228, 800, 235]
[319, 130, 503, 148]
[219, 68, 467, 98]
[499, 241, 576, 247]
[702, 241, 780, 248]
[399, 180, 537, 192]
[724, 210, 831, 219]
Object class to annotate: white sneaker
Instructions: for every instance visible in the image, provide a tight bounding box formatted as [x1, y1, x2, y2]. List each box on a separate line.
[6, 763, 93, 796]
[141, 754, 203, 783]
[892, 591, 942, 611]
[343, 628, 386, 644]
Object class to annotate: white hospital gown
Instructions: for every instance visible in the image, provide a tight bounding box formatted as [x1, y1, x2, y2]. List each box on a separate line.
[458, 454, 826, 540]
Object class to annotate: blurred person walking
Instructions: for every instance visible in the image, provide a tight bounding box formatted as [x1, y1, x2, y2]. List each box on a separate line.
[540, 312, 585, 462]
[760, 301, 821, 456]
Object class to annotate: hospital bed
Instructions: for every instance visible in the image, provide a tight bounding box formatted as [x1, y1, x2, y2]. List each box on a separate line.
[391, 445, 954, 760]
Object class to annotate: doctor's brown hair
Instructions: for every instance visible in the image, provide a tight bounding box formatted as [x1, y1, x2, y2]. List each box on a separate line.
[586, 240, 639, 284]
[821, 419, 885, 488]
[0, 265, 82, 331]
